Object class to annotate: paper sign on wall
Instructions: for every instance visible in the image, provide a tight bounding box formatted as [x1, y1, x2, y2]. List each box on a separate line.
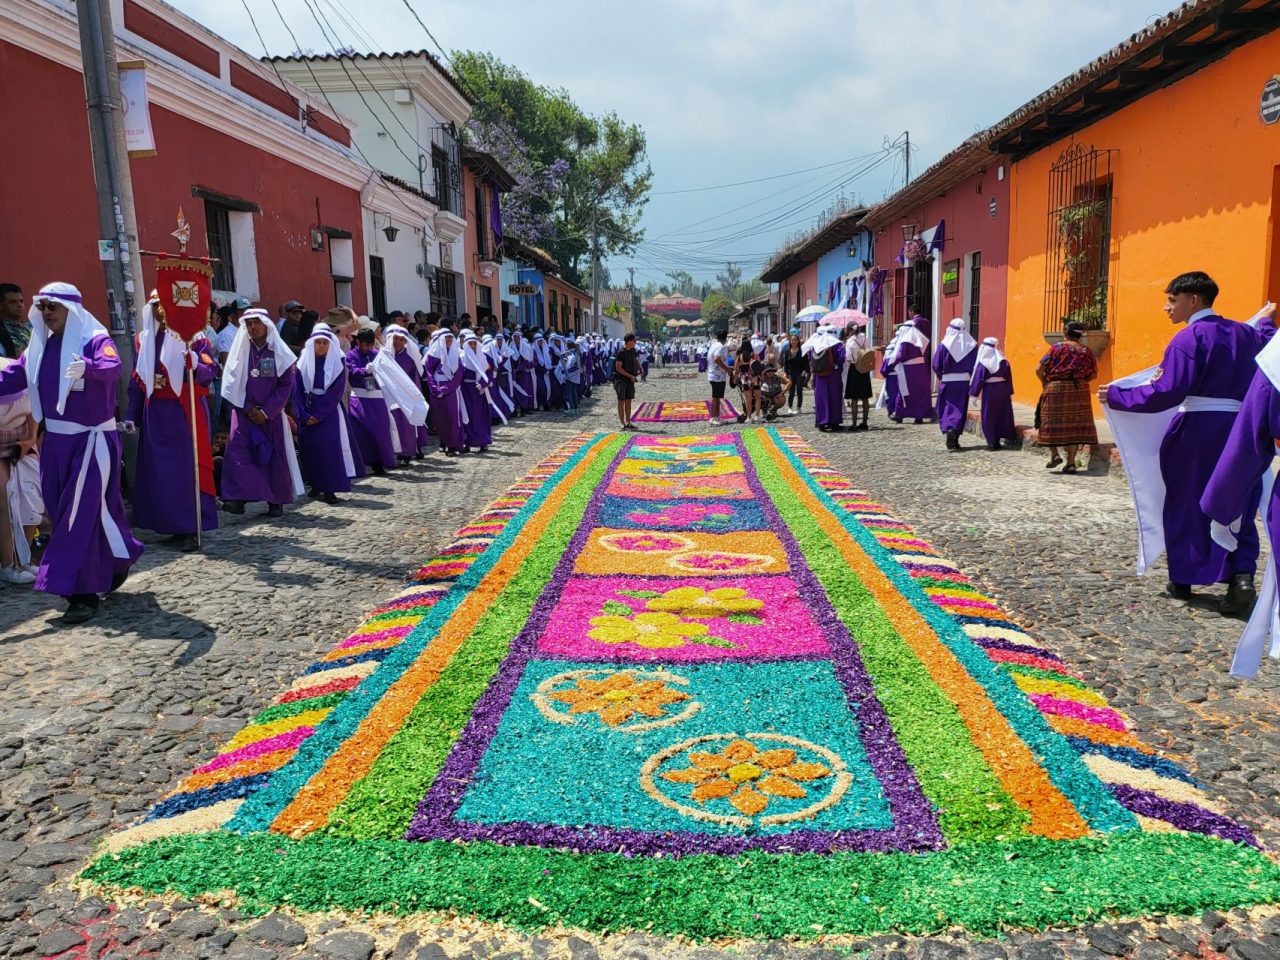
[119, 60, 156, 158]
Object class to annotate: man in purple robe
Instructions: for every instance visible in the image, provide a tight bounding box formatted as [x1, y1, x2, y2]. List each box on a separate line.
[888, 311, 933, 423]
[0, 283, 144, 622]
[969, 337, 1018, 450]
[127, 296, 218, 551]
[220, 309, 303, 516]
[385, 324, 428, 460]
[485, 333, 516, 420]
[1201, 328, 1280, 676]
[878, 325, 903, 416]
[932, 318, 978, 452]
[511, 330, 537, 414]
[1101, 272, 1269, 613]
[343, 328, 396, 475]
[532, 332, 553, 411]
[294, 324, 357, 503]
[426, 329, 467, 455]
[460, 331, 494, 450]
[547, 334, 566, 410]
[802, 324, 845, 432]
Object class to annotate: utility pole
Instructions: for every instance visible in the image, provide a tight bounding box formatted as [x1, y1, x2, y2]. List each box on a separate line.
[77, 0, 142, 418]
[903, 130, 911, 188]
[590, 205, 602, 336]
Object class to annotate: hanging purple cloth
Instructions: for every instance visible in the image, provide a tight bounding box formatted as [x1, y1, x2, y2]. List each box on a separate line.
[489, 190, 503, 246]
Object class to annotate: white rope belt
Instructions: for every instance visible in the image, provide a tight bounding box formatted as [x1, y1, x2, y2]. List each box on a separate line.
[902, 357, 926, 366]
[350, 387, 384, 400]
[1178, 396, 1242, 414]
[986, 376, 1007, 383]
[44, 416, 131, 560]
[940, 373, 970, 383]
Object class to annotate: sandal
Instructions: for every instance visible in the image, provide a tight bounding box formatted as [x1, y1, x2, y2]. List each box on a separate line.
[1045, 457, 1063, 469]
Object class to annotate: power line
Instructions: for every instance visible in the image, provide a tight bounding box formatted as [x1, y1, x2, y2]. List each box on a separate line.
[650, 150, 887, 196]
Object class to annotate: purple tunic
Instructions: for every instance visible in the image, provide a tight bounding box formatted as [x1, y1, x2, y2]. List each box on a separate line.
[426, 356, 467, 453]
[0, 333, 144, 596]
[548, 349, 565, 409]
[880, 348, 901, 414]
[891, 320, 933, 420]
[811, 343, 846, 428]
[293, 353, 352, 494]
[392, 348, 430, 454]
[223, 342, 297, 505]
[461, 366, 493, 448]
[515, 356, 537, 412]
[343, 347, 396, 470]
[127, 330, 219, 535]
[932, 342, 977, 434]
[535, 357, 552, 409]
[969, 360, 1018, 444]
[1108, 315, 1264, 583]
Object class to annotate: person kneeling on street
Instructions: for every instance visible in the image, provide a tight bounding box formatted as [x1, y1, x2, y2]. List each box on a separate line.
[759, 364, 791, 421]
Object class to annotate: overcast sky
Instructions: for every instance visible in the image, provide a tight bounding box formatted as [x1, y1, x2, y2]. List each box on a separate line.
[172, 0, 1166, 284]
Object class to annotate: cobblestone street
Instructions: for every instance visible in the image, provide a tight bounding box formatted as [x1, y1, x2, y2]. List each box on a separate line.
[2, 371, 1278, 960]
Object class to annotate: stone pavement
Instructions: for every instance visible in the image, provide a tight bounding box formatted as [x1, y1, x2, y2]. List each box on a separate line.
[1, 370, 1277, 960]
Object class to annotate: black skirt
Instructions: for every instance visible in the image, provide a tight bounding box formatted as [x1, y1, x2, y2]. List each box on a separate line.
[845, 366, 873, 400]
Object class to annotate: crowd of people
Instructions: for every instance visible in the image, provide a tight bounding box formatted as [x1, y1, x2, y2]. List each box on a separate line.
[0, 279, 656, 623]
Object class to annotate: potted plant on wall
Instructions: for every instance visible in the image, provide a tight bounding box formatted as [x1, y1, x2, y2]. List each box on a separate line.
[1044, 287, 1111, 356]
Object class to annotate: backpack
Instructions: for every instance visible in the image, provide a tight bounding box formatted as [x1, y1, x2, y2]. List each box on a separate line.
[855, 349, 877, 375]
[812, 349, 834, 376]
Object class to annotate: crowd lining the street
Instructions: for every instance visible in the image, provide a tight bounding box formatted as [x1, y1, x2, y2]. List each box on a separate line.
[3, 270, 1280, 676]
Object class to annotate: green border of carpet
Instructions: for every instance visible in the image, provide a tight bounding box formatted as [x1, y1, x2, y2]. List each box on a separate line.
[83, 831, 1280, 939]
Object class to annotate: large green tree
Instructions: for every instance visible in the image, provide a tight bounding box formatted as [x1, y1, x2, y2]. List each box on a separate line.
[700, 292, 736, 328]
[452, 51, 651, 287]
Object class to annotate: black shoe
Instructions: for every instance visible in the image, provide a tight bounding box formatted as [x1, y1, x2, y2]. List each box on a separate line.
[109, 568, 129, 594]
[856, 422, 869, 431]
[266, 504, 284, 518]
[372, 464, 387, 476]
[914, 418, 925, 425]
[890, 416, 903, 424]
[307, 488, 322, 500]
[221, 499, 245, 515]
[946, 430, 961, 451]
[1220, 573, 1258, 616]
[322, 492, 341, 505]
[1167, 582, 1193, 602]
[736, 415, 748, 424]
[987, 442, 1000, 451]
[63, 598, 98, 624]
[173, 534, 199, 553]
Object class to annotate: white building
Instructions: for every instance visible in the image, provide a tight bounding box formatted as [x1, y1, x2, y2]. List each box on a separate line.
[273, 51, 472, 320]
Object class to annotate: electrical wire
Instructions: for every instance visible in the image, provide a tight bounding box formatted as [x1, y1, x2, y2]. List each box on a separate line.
[649, 150, 888, 196]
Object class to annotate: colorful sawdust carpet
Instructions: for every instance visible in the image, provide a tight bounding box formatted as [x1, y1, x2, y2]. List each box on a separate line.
[85, 429, 1280, 940]
[631, 400, 739, 423]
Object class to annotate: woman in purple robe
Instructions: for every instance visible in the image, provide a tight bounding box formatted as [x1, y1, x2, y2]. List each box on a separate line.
[220, 309, 303, 516]
[532, 333, 553, 410]
[1102, 273, 1269, 610]
[969, 337, 1018, 451]
[802, 325, 845, 432]
[294, 325, 356, 503]
[385, 324, 428, 460]
[932, 318, 978, 452]
[460, 331, 494, 451]
[889, 314, 933, 423]
[485, 334, 516, 420]
[547, 334, 566, 410]
[0, 283, 144, 622]
[127, 298, 218, 550]
[426, 329, 467, 455]
[343, 328, 397, 474]
[511, 331, 537, 414]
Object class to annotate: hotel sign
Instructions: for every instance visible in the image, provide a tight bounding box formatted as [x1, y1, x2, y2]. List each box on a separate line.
[509, 283, 539, 295]
[1262, 76, 1280, 125]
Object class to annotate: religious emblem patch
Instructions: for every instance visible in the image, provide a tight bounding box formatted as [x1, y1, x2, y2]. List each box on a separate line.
[1150, 366, 1164, 382]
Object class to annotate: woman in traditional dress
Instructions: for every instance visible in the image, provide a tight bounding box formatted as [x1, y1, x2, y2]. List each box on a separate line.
[1035, 322, 1098, 473]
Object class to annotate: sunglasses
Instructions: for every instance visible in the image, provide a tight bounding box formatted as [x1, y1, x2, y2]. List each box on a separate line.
[36, 301, 59, 311]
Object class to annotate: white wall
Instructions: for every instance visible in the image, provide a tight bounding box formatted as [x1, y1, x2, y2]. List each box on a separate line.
[364, 207, 432, 315]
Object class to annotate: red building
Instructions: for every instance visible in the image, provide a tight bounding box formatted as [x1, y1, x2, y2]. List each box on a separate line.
[461, 147, 515, 323]
[861, 138, 1012, 347]
[1, 0, 372, 321]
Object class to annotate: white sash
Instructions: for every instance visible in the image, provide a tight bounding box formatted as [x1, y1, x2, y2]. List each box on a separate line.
[351, 387, 383, 400]
[1178, 396, 1242, 414]
[1232, 551, 1280, 677]
[44, 417, 131, 559]
[940, 372, 969, 383]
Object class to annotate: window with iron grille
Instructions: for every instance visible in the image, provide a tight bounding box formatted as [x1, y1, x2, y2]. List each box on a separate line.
[474, 184, 488, 259]
[908, 259, 933, 321]
[204, 201, 236, 291]
[369, 255, 387, 321]
[476, 283, 493, 317]
[431, 125, 464, 218]
[967, 252, 982, 338]
[1044, 144, 1115, 335]
[892, 267, 909, 327]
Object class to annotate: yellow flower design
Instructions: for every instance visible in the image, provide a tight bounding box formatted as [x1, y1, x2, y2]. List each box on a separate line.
[645, 587, 764, 619]
[588, 611, 710, 649]
[660, 738, 831, 817]
[548, 671, 690, 727]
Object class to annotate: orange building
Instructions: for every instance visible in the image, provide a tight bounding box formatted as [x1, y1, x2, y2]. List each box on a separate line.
[996, 2, 1280, 409]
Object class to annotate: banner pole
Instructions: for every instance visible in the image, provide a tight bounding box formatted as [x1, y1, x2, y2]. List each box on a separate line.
[186, 354, 202, 550]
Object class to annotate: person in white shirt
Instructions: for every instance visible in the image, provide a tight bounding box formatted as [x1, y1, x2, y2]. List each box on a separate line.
[707, 329, 733, 425]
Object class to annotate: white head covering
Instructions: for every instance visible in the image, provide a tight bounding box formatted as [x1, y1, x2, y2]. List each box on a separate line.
[801, 324, 841, 358]
[426, 328, 460, 379]
[371, 343, 429, 426]
[136, 294, 188, 398]
[25, 282, 111, 420]
[941, 318, 978, 363]
[220, 308, 298, 408]
[460, 330, 491, 382]
[975, 336, 1007, 376]
[296, 322, 343, 393]
[890, 319, 930, 363]
[384, 324, 424, 375]
[751, 334, 766, 357]
[512, 330, 534, 364]
[532, 332, 552, 366]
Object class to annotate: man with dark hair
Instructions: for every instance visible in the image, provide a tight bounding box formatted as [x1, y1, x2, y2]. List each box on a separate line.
[277, 300, 306, 351]
[1101, 271, 1273, 615]
[0, 283, 29, 358]
[614, 332, 640, 429]
[459, 313, 473, 330]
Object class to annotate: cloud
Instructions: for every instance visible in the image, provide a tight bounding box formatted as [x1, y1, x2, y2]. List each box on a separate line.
[169, 0, 1158, 281]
